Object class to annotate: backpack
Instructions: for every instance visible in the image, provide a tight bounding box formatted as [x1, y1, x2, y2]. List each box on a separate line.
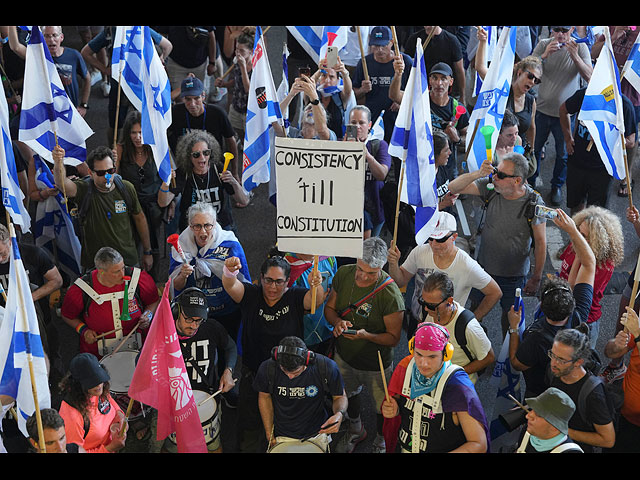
[454, 308, 489, 375]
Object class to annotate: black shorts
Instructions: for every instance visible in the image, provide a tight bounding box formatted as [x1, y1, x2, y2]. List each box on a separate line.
[565, 163, 611, 209]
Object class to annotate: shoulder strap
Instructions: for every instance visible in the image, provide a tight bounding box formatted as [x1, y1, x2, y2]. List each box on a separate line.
[454, 308, 477, 363]
[337, 276, 395, 318]
[551, 442, 583, 453]
[577, 374, 602, 424]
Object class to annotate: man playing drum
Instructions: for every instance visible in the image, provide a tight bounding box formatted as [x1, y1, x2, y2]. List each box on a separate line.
[254, 336, 347, 453]
[162, 287, 237, 453]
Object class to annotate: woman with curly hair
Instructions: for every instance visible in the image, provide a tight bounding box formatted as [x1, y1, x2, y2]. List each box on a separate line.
[158, 129, 248, 235]
[556, 205, 624, 347]
[58, 353, 127, 453]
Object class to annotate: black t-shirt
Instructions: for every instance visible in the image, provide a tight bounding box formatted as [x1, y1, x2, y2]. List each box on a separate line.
[156, 26, 215, 69]
[239, 283, 308, 374]
[0, 243, 55, 298]
[167, 103, 236, 156]
[180, 318, 232, 394]
[403, 29, 463, 76]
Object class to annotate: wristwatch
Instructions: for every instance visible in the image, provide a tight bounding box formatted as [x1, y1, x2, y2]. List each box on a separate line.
[79, 102, 89, 109]
[634, 335, 640, 344]
[309, 98, 320, 105]
[143, 250, 153, 256]
[508, 327, 518, 335]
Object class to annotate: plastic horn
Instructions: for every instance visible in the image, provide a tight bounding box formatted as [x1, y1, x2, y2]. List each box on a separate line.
[558, 36, 589, 47]
[120, 275, 131, 322]
[480, 125, 495, 190]
[105, 173, 113, 189]
[223, 152, 234, 172]
[514, 145, 525, 155]
[454, 104, 467, 122]
[514, 287, 521, 310]
[167, 234, 187, 262]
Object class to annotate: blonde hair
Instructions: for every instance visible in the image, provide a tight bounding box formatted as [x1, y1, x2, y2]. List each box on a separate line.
[514, 55, 542, 77]
[571, 206, 624, 267]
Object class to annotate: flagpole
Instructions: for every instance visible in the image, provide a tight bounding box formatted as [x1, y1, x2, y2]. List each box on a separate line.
[112, 29, 125, 161]
[6, 218, 46, 452]
[52, 132, 69, 214]
[356, 27, 369, 82]
[310, 255, 319, 314]
[422, 27, 436, 50]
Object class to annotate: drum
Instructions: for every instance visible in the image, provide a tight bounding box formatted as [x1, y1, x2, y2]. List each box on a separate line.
[268, 437, 327, 453]
[100, 349, 149, 420]
[168, 390, 221, 450]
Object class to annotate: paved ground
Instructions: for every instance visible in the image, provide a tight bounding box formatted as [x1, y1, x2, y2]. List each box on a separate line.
[42, 26, 640, 453]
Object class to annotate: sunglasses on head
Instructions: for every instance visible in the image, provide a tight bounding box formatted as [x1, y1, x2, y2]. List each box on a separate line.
[93, 167, 116, 177]
[191, 149, 211, 159]
[428, 232, 454, 243]
[525, 71, 542, 85]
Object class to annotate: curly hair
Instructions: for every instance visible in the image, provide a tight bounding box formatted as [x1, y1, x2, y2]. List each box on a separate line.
[514, 55, 543, 78]
[58, 369, 111, 425]
[175, 129, 223, 175]
[569, 206, 624, 267]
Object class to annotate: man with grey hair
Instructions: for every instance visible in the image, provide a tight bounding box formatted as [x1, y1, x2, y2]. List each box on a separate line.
[61, 246, 159, 358]
[324, 236, 405, 453]
[448, 152, 547, 336]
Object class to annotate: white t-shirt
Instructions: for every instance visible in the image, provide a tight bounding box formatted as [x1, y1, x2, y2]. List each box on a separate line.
[401, 244, 493, 322]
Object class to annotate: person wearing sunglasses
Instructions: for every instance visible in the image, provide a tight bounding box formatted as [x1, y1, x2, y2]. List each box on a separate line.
[449, 152, 547, 336]
[530, 26, 593, 206]
[52, 144, 154, 273]
[221, 253, 324, 452]
[159, 129, 249, 236]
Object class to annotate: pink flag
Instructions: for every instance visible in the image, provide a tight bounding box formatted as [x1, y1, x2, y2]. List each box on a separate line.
[128, 281, 207, 453]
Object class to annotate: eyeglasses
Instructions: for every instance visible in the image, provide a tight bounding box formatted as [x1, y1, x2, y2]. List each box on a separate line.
[494, 169, 519, 180]
[525, 71, 542, 85]
[191, 149, 211, 159]
[262, 276, 287, 286]
[417, 296, 448, 311]
[547, 349, 575, 365]
[428, 232, 454, 244]
[183, 315, 206, 325]
[552, 27, 570, 33]
[93, 167, 116, 177]
[190, 223, 214, 232]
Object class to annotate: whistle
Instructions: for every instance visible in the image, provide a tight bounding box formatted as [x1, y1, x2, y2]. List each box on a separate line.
[105, 173, 113, 189]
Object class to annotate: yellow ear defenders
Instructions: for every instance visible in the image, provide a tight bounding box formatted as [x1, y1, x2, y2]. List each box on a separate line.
[408, 322, 454, 362]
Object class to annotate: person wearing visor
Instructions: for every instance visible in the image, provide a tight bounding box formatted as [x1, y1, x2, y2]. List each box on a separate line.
[381, 321, 489, 453]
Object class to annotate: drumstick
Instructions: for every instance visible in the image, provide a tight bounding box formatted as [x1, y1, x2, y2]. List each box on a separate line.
[508, 394, 529, 412]
[111, 321, 140, 357]
[378, 350, 390, 403]
[198, 378, 237, 406]
[95, 327, 123, 340]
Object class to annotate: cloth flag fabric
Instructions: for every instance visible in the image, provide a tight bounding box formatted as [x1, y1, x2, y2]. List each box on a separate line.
[242, 26, 283, 192]
[33, 156, 82, 278]
[487, 293, 525, 451]
[367, 110, 385, 142]
[622, 30, 640, 95]
[112, 26, 173, 185]
[0, 72, 30, 232]
[18, 26, 94, 166]
[285, 26, 349, 65]
[388, 39, 439, 245]
[579, 28, 627, 180]
[0, 226, 51, 437]
[128, 281, 207, 453]
[465, 26, 517, 172]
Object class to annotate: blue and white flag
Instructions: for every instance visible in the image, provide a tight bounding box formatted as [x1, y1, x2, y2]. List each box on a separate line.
[33, 156, 82, 279]
[366, 110, 385, 142]
[18, 26, 93, 166]
[112, 26, 172, 185]
[465, 26, 517, 172]
[286, 26, 349, 65]
[578, 28, 627, 180]
[0, 69, 30, 232]
[388, 40, 438, 245]
[0, 225, 51, 438]
[487, 292, 525, 451]
[242, 26, 283, 192]
[622, 30, 640, 95]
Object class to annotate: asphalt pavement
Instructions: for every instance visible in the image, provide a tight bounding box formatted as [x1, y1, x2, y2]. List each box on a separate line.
[47, 26, 640, 454]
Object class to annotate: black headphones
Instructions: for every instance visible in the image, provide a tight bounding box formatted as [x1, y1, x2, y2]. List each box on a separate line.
[270, 344, 316, 366]
[171, 287, 208, 319]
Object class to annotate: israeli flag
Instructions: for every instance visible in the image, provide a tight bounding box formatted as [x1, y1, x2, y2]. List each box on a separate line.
[465, 26, 517, 172]
[388, 40, 438, 245]
[242, 26, 283, 192]
[366, 110, 385, 142]
[621, 31, 640, 95]
[112, 26, 172, 185]
[18, 26, 94, 166]
[0, 70, 30, 232]
[578, 28, 627, 180]
[487, 293, 525, 451]
[286, 26, 349, 65]
[0, 225, 51, 438]
[33, 156, 82, 278]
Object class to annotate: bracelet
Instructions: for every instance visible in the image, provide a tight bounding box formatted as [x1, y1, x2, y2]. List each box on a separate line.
[75, 323, 87, 335]
[223, 265, 239, 278]
[159, 187, 170, 193]
[143, 250, 153, 256]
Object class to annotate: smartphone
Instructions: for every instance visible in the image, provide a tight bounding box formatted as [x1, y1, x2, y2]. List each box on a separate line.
[346, 124, 358, 141]
[326, 46, 339, 68]
[298, 66, 311, 77]
[535, 205, 558, 220]
[343, 328, 358, 335]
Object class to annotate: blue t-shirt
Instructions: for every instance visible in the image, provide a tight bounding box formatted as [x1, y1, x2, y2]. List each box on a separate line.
[52, 48, 88, 106]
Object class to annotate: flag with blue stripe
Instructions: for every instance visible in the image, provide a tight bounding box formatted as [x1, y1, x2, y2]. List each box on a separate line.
[18, 26, 94, 166]
[465, 26, 517, 172]
[286, 26, 348, 65]
[0, 70, 31, 232]
[33, 155, 82, 278]
[0, 226, 51, 437]
[112, 26, 173, 185]
[579, 28, 627, 180]
[367, 110, 385, 142]
[242, 26, 283, 192]
[487, 292, 525, 451]
[388, 39, 438, 245]
[622, 31, 640, 97]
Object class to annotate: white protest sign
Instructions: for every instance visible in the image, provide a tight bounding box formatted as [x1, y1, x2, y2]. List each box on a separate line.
[275, 136, 366, 258]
